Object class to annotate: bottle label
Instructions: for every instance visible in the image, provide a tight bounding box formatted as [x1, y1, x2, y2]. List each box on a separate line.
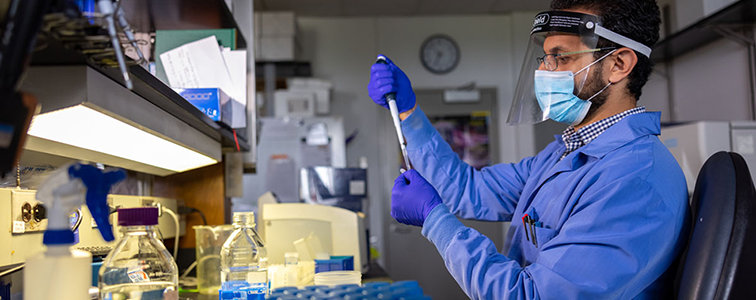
[127, 266, 150, 283]
[242, 291, 266, 300]
[240, 286, 268, 299]
[222, 280, 251, 290]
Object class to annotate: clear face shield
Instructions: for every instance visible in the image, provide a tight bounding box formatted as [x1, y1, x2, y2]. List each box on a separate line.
[507, 11, 653, 125]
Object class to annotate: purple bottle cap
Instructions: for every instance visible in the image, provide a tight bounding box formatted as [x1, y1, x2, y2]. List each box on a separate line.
[118, 207, 159, 226]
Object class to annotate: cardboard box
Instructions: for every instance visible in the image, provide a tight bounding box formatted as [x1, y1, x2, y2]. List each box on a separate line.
[260, 12, 297, 36]
[287, 78, 333, 114]
[286, 88, 329, 115]
[274, 90, 316, 117]
[175, 88, 233, 126]
[258, 36, 298, 61]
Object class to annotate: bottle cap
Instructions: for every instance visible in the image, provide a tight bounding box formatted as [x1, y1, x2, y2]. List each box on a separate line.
[232, 211, 256, 227]
[118, 207, 159, 226]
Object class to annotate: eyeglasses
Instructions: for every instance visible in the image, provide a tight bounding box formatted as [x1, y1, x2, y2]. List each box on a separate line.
[536, 47, 617, 71]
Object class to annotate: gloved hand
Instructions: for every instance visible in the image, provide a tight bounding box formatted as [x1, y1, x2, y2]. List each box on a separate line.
[367, 55, 416, 113]
[391, 170, 442, 227]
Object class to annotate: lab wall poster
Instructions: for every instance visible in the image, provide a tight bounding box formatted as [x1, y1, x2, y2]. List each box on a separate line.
[429, 115, 491, 170]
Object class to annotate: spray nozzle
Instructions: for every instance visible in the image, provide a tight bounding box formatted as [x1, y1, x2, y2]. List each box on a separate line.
[68, 164, 125, 242]
[38, 163, 125, 245]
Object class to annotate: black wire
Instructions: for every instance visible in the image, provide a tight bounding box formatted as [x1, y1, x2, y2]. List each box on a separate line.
[193, 208, 208, 225]
[178, 206, 208, 225]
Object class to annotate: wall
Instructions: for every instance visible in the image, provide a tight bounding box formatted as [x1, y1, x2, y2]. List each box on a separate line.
[644, 0, 752, 124]
[674, 0, 737, 30]
[297, 13, 539, 270]
[643, 38, 751, 123]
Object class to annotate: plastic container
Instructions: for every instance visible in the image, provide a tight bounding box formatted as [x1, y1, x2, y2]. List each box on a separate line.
[315, 256, 355, 273]
[220, 212, 269, 297]
[99, 207, 179, 300]
[341, 292, 365, 300]
[194, 225, 235, 295]
[272, 287, 301, 295]
[314, 271, 362, 286]
[303, 285, 331, 293]
[390, 287, 423, 299]
[24, 246, 92, 300]
[362, 282, 390, 290]
[335, 284, 362, 291]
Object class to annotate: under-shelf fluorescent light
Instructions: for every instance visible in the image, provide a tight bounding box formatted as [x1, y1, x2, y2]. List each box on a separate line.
[27, 105, 218, 173]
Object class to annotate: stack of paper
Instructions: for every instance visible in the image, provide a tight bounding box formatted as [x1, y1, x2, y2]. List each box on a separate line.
[160, 35, 247, 128]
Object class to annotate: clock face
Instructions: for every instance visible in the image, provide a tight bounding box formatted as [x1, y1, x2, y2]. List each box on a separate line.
[420, 35, 460, 74]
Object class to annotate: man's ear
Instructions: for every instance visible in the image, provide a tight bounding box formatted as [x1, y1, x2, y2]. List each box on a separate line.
[608, 47, 638, 84]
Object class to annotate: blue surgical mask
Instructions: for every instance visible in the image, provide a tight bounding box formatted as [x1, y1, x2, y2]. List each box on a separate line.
[534, 50, 615, 125]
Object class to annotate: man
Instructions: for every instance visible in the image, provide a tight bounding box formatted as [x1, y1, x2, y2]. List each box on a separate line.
[367, 0, 690, 299]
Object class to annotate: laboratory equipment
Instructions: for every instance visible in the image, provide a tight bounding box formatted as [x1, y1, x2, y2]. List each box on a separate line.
[375, 55, 412, 170]
[24, 162, 125, 300]
[266, 280, 431, 299]
[661, 121, 756, 193]
[262, 203, 368, 273]
[194, 224, 235, 296]
[99, 206, 179, 300]
[238, 116, 346, 213]
[220, 212, 268, 297]
[313, 271, 361, 286]
[300, 167, 368, 213]
[97, 0, 133, 89]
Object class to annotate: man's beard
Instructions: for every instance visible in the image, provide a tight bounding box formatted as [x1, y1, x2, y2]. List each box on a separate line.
[576, 63, 609, 122]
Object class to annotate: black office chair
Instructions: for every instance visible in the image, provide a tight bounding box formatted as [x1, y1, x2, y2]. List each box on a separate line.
[675, 152, 756, 299]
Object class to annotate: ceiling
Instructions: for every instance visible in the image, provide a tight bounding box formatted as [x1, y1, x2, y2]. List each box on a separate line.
[253, 0, 553, 17]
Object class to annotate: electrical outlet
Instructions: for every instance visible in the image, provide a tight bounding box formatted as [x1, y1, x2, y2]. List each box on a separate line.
[10, 190, 47, 233]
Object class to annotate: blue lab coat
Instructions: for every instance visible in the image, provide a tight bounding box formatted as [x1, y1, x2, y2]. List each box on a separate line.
[401, 107, 690, 300]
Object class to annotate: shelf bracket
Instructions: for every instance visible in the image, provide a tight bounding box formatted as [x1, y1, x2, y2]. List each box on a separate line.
[711, 24, 756, 120]
[711, 24, 755, 46]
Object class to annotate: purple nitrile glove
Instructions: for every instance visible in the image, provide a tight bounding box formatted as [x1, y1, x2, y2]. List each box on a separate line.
[367, 55, 416, 113]
[391, 170, 442, 227]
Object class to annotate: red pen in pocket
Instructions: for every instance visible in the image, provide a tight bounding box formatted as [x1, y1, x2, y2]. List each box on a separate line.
[522, 214, 530, 242]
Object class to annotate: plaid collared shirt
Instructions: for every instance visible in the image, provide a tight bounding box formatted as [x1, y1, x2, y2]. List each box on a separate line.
[560, 106, 647, 159]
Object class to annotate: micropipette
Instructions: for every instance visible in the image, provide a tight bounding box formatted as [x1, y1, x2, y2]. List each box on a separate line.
[375, 55, 412, 171]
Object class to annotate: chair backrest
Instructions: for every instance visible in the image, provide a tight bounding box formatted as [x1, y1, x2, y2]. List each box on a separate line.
[675, 152, 756, 299]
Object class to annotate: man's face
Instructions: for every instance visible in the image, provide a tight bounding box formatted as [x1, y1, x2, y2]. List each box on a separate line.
[540, 33, 611, 119]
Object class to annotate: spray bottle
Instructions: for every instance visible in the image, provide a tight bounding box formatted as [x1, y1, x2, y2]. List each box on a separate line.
[23, 162, 125, 300]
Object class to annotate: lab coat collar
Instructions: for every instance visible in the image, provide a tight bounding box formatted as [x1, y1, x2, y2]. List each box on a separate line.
[532, 112, 661, 197]
[575, 111, 662, 159]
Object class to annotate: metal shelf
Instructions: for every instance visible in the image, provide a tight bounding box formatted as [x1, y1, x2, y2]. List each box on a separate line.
[255, 61, 312, 78]
[652, 0, 756, 62]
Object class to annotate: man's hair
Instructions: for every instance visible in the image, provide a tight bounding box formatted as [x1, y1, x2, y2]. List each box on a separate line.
[551, 0, 661, 100]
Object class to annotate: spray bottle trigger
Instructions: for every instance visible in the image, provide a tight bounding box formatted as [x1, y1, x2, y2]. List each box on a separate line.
[68, 165, 125, 242]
